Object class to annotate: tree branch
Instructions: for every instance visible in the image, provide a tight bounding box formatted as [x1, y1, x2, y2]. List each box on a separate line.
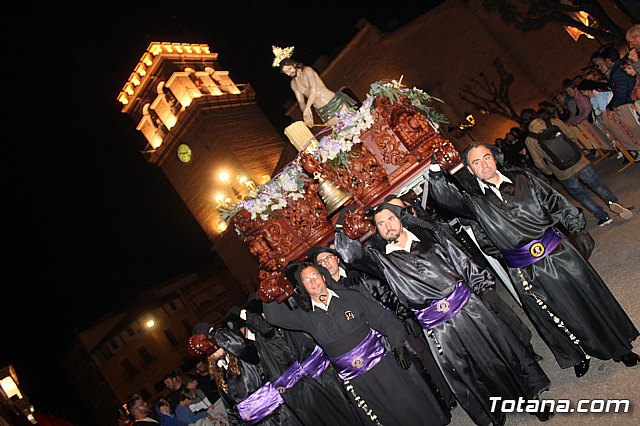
[458, 56, 519, 122]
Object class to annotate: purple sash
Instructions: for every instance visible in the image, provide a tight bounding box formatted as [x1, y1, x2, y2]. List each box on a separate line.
[412, 282, 471, 329]
[329, 329, 387, 380]
[235, 382, 283, 425]
[272, 361, 306, 392]
[301, 345, 330, 379]
[235, 360, 309, 424]
[236, 348, 332, 423]
[502, 227, 564, 268]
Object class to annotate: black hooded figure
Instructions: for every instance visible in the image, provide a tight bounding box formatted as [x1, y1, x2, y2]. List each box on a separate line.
[263, 261, 450, 426]
[242, 300, 366, 425]
[429, 142, 640, 375]
[334, 202, 552, 426]
[308, 243, 457, 413]
[212, 327, 304, 426]
[389, 194, 540, 360]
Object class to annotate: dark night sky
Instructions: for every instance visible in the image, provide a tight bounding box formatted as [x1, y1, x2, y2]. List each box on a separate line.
[2, 0, 441, 419]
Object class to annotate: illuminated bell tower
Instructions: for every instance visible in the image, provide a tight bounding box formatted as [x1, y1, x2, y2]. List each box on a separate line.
[117, 42, 286, 292]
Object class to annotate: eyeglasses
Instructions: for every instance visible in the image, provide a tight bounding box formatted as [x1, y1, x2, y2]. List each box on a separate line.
[301, 272, 322, 284]
[316, 255, 336, 267]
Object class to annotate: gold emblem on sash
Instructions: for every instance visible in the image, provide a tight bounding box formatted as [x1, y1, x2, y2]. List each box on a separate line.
[530, 242, 545, 258]
[344, 310, 355, 320]
[277, 386, 286, 394]
[436, 300, 450, 313]
[352, 356, 364, 368]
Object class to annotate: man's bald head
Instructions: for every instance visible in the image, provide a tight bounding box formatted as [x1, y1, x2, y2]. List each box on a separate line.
[626, 24, 640, 51]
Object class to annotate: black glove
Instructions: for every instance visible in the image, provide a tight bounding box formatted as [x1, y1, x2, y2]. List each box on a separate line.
[335, 204, 356, 229]
[403, 317, 423, 338]
[481, 289, 502, 313]
[574, 229, 595, 259]
[394, 345, 412, 370]
[246, 312, 275, 338]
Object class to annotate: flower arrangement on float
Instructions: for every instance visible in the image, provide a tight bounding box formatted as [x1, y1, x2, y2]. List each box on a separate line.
[216, 79, 447, 229]
[217, 163, 310, 227]
[311, 96, 375, 169]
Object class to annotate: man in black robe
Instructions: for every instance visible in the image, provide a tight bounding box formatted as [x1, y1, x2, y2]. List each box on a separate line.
[334, 202, 552, 426]
[240, 303, 366, 425]
[308, 244, 457, 412]
[263, 263, 449, 426]
[204, 326, 304, 426]
[429, 142, 639, 377]
[387, 195, 540, 360]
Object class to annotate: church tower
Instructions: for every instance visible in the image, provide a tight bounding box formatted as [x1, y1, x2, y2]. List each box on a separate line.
[117, 42, 286, 292]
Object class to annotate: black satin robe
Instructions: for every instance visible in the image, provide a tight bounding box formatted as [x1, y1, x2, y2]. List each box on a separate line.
[334, 227, 551, 426]
[335, 267, 456, 410]
[430, 168, 639, 368]
[281, 329, 370, 425]
[214, 329, 304, 426]
[263, 287, 449, 426]
[245, 313, 365, 425]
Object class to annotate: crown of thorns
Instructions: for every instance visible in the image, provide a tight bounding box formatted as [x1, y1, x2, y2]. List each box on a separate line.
[272, 45, 294, 67]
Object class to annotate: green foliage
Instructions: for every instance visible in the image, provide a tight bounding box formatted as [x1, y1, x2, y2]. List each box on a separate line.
[369, 79, 449, 125]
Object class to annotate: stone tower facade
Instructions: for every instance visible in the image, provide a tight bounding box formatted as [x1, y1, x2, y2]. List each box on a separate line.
[117, 42, 286, 292]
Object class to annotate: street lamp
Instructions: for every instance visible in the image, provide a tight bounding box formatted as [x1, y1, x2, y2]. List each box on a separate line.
[0, 372, 22, 400]
[457, 112, 476, 143]
[214, 169, 258, 234]
[0, 365, 36, 424]
[141, 314, 156, 329]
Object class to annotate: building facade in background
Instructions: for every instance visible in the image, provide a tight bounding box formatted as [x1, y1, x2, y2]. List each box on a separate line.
[287, 0, 634, 151]
[62, 266, 244, 426]
[117, 42, 287, 293]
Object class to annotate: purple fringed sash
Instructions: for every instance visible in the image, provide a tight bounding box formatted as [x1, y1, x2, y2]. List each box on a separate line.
[502, 227, 564, 268]
[235, 382, 283, 425]
[235, 347, 333, 424]
[412, 282, 471, 329]
[301, 345, 330, 379]
[272, 361, 305, 392]
[235, 360, 308, 424]
[329, 329, 387, 380]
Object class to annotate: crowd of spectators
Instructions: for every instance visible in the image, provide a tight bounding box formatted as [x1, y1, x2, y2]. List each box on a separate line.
[120, 363, 228, 426]
[117, 24, 640, 426]
[497, 30, 640, 172]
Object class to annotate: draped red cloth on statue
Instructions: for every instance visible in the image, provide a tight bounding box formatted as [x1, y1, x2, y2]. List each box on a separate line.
[233, 94, 462, 302]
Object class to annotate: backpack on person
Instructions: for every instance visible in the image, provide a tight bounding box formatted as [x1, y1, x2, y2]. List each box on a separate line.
[529, 119, 582, 170]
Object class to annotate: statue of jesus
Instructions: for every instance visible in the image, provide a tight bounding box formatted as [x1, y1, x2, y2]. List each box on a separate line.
[273, 46, 357, 126]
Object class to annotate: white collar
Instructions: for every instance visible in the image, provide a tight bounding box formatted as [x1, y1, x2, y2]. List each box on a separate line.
[386, 229, 421, 254]
[135, 418, 159, 424]
[476, 171, 512, 201]
[338, 267, 347, 279]
[311, 288, 339, 311]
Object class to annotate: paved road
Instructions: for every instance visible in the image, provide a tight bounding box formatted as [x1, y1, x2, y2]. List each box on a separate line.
[449, 158, 640, 426]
